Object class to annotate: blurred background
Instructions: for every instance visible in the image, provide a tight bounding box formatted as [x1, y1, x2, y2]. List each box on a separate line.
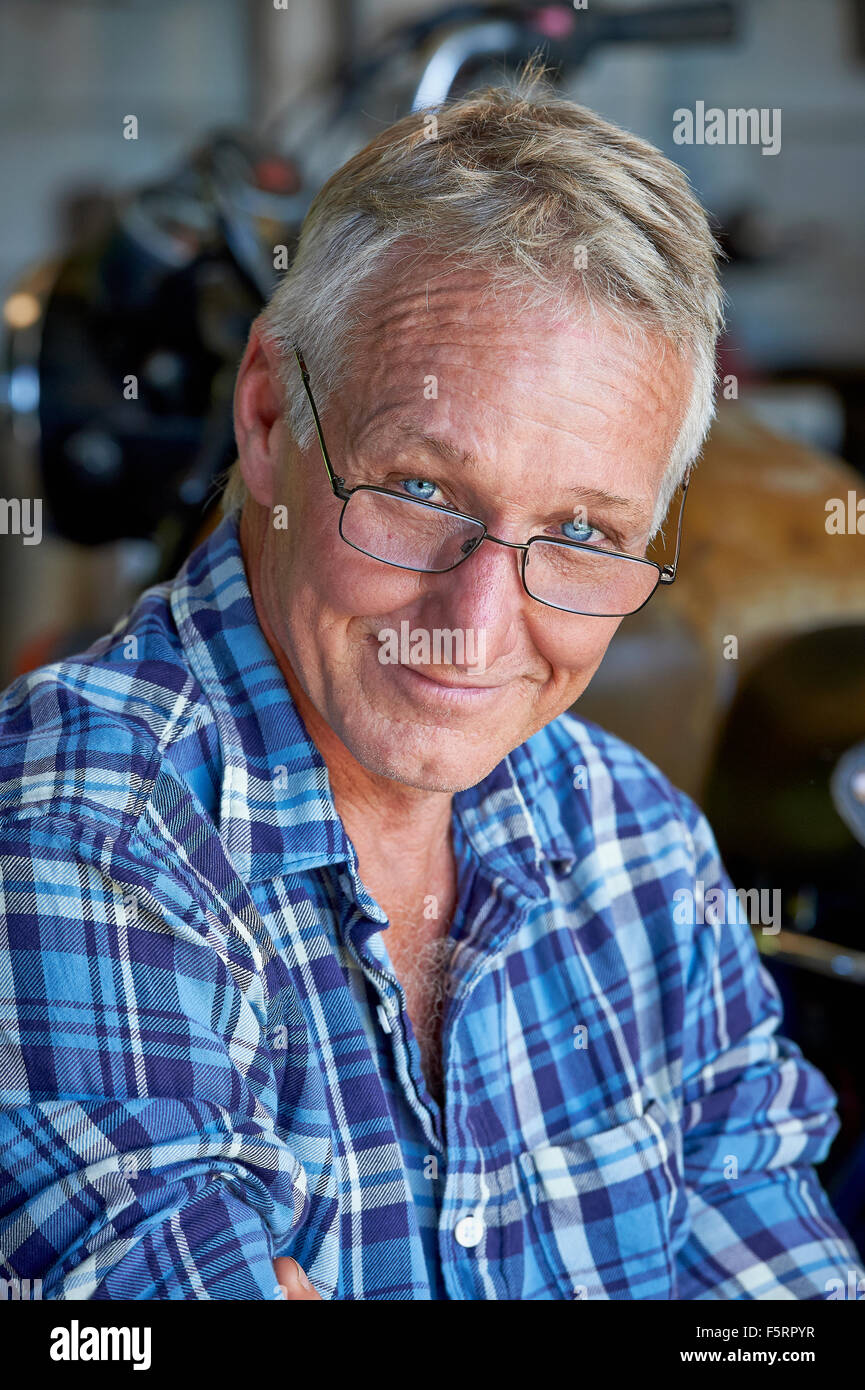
[1, 0, 864, 1258]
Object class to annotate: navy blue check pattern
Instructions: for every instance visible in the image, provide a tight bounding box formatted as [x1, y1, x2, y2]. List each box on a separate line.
[0, 516, 859, 1299]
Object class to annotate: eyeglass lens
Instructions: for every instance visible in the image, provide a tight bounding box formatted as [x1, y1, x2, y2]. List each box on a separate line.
[340, 488, 658, 616]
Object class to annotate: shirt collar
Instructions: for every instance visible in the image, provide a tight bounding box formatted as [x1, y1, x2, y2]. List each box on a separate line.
[170, 515, 574, 900]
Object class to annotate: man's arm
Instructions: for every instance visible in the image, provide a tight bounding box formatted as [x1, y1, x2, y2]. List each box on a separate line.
[0, 817, 326, 1300]
[672, 800, 862, 1299]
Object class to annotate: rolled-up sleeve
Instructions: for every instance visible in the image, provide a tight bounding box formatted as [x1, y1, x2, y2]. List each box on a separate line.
[673, 803, 862, 1299]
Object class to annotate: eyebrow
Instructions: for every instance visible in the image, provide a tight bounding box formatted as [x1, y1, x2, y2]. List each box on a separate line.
[410, 431, 481, 469]
[406, 429, 649, 524]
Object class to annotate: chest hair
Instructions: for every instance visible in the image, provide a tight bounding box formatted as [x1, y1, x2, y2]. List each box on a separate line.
[385, 916, 457, 1107]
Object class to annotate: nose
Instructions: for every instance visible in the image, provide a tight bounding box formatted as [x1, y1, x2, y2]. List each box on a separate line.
[424, 528, 527, 642]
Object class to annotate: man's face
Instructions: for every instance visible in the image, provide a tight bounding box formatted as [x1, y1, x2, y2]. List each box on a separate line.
[238, 265, 691, 793]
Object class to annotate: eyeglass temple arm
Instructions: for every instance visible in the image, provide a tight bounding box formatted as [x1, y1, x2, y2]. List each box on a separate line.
[293, 345, 349, 498]
[659, 470, 691, 584]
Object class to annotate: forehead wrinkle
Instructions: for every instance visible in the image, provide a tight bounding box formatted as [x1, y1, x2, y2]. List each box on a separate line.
[348, 380, 657, 496]
[364, 343, 668, 437]
[358, 303, 667, 428]
[436, 375, 619, 445]
[438, 362, 683, 478]
[347, 399, 445, 457]
[356, 306, 503, 365]
[348, 410, 654, 525]
[344, 330, 676, 519]
[351, 386, 609, 452]
[456, 352, 670, 420]
[359, 265, 516, 324]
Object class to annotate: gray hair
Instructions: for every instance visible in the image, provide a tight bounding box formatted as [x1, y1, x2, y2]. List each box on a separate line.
[221, 63, 724, 532]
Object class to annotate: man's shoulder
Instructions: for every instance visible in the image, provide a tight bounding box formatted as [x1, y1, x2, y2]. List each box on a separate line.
[520, 708, 704, 860]
[0, 582, 213, 850]
[529, 708, 696, 814]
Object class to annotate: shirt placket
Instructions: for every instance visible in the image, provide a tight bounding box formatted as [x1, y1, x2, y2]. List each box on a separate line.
[338, 871, 446, 1156]
[333, 826, 549, 1299]
[435, 863, 540, 1300]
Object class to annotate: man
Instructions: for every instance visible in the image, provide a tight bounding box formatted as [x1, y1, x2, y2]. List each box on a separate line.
[0, 73, 859, 1301]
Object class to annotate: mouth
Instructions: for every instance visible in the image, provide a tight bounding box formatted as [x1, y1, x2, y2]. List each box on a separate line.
[389, 662, 507, 705]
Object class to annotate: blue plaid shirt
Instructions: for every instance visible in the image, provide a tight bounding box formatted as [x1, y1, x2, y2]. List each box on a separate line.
[0, 517, 859, 1300]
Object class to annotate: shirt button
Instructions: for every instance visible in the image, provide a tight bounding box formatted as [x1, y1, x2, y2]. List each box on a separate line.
[454, 1214, 485, 1248]
[376, 1003, 393, 1034]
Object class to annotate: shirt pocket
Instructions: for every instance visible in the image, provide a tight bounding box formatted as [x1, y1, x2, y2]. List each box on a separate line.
[518, 1100, 682, 1300]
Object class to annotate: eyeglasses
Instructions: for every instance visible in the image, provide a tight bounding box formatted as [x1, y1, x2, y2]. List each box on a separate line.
[292, 346, 690, 618]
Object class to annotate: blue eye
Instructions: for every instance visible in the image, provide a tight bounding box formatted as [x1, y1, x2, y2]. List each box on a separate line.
[562, 517, 595, 543]
[400, 478, 438, 500]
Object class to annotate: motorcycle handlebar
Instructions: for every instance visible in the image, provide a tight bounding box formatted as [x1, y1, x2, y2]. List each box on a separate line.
[411, 2, 737, 111]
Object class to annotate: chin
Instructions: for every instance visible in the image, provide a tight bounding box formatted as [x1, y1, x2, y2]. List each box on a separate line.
[338, 716, 499, 794]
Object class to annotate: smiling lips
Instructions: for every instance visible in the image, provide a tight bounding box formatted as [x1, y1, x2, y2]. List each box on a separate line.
[405, 666, 500, 690]
[390, 662, 506, 704]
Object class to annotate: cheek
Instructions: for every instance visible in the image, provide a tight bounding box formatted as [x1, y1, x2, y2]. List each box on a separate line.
[528, 612, 622, 688]
[283, 517, 427, 627]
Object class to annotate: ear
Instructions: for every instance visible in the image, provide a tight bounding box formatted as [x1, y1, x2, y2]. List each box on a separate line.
[233, 318, 287, 508]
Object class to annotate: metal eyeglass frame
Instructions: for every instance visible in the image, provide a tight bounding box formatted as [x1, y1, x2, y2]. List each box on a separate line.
[292, 345, 690, 618]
